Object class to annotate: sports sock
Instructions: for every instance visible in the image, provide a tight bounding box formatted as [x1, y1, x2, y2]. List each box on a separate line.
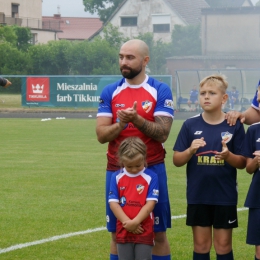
[216, 250, 233, 260]
[110, 254, 118, 260]
[193, 251, 210, 260]
[152, 255, 171, 260]
[255, 256, 259, 260]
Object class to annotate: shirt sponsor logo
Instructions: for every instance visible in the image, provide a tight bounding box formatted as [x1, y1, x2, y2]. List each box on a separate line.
[115, 104, 125, 107]
[119, 196, 126, 207]
[194, 131, 203, 135]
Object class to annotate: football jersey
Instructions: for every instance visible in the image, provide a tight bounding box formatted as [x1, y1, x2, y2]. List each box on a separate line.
[97, 75, 174, 171]
[173, 114, 245, 205]
[241, 122, 260, 208]
[108, 167, 159, 245]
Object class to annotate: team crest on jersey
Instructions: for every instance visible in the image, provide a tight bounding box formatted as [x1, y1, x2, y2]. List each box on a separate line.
[119, 196, 126, 207]
[221, 131, 233, 143]
[142, 100, 153, 113]
[136, 184, 145, 194]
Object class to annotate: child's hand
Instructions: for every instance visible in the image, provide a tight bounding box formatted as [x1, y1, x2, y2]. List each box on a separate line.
[189, 137, 206, 154]
[215, 141, 229, 160]
[253, 151, 260, 167]
[123, 219, 144, 234]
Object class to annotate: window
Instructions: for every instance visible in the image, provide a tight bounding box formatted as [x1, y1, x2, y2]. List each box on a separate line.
[30, 33, 38, 45]
[153, 24, 170, 33]
[152, 14, 170, 33]
[12, 3, 19, 18]
[121, 17, 137, 27]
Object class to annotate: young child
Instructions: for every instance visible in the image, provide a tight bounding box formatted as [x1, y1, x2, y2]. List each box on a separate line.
[108, 136, 159, 260]
[241, 85, 260, 260]
[173, 74, 246, 260]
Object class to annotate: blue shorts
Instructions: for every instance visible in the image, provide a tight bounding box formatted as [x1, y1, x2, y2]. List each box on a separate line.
[106, 163, 171, 232]
[247, 208, 260, 245]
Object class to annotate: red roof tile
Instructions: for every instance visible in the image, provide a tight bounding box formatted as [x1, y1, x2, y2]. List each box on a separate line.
[42, 16, 103, 40]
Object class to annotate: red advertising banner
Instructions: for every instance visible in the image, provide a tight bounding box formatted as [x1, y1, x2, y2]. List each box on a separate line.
[26, 77, 50, 102]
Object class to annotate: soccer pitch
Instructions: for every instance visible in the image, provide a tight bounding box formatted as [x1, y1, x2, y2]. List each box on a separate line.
[0, 118, 254, 259]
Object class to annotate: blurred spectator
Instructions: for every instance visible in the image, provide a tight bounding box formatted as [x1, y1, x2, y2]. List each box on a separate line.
[187, 85, 199, 111]
[229, 86, 239, 109]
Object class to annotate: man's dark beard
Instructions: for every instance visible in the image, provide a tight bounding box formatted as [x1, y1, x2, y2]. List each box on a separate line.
[120, 66, 142, 79]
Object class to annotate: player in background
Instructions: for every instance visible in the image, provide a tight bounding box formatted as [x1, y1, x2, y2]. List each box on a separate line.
[108, 137, 159, 260]
[226, 80, 260, 126]
[240, 85, 260, 260]
[173, 74, 246, 260]
[187, 85, 199, 111]
[96, 39, 173, 260]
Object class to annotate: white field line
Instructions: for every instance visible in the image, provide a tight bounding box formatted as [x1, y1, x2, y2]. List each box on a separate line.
[0, 207, 248, 255]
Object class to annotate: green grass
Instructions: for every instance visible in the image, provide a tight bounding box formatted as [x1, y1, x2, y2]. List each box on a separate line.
[0, 94, 97, 111]
[0, 119, 254, 259]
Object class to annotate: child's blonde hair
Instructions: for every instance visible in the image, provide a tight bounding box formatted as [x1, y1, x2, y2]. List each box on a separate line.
[117, 137, 147, 166]
[200, 74, 228, 93]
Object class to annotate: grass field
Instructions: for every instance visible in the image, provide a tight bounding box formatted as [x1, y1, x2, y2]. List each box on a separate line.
[0, 118, 254, 259]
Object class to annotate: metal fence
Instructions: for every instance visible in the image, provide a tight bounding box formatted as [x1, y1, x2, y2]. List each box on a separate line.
[175, 69, 260, 112]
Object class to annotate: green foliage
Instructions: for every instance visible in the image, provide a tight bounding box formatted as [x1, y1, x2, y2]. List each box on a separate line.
[83, 0, 124, 23]
[0, 25, 17, 46]
[136, 32, 171, 75]
[171, 24, 201, 56]
[102, 23, 128, 49]
[28, 40, 72, 75]
[0, 42, 28, 75]
[13, 26, 32, 51]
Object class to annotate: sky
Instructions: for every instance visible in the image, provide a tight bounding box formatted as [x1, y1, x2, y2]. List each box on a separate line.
[42, 0, 97, 17]
[42, 0, 259, 17]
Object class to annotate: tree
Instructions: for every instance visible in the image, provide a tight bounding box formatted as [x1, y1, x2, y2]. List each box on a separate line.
[0, 25, 17, 47]
[82, 0, 124, 23]
[136, 32, 171, 75]
[171, 24, 201, 56]
[102, 23, 128, 49]
[13, 26, 32, 51]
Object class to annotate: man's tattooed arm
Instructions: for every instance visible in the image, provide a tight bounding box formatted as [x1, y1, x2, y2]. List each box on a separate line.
[134, 116, 173, 143]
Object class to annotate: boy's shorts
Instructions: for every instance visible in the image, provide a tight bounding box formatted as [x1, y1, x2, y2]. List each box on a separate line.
[247, 208, 260, 245]
[186, 204, 238, 229]
[106, 163, 171, 233]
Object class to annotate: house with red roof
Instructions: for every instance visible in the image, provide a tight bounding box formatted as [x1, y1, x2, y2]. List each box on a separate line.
[42, 14, 103, 41]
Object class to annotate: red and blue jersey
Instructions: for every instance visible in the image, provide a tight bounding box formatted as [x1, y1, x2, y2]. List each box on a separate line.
[108, 167, 159, 245]
[97, 75, 174, 171]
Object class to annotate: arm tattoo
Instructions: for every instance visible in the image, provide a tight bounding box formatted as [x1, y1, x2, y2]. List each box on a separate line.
[139, 116, 173, 143]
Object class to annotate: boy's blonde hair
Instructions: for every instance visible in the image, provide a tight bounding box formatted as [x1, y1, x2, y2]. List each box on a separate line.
[200, 74, 228, 93]
[117, 137, 147, 166]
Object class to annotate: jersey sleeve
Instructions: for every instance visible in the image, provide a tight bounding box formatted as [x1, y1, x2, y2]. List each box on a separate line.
[154, 82, 174, 118]
[108, 173, 119, 203]
[231, 121, 246, 155]
[146, 172, 159, 202]
[173, 120, 190, 152]
[241, 125, 256, 158]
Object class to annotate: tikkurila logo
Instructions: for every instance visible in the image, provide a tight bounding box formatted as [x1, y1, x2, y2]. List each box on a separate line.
[26, 77, 50, 102]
